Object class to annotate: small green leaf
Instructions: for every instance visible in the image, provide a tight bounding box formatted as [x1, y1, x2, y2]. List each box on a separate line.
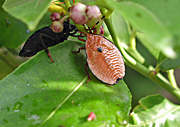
[157, 52, 180, 71]
[124, 0, 180, 54]
[0, 41, 131, 126]
[0, 0, 31, 48]
[136, 33, 161, 59]
[0, 0, 52, 48]
[2, 0, 52, 31]
[129, 94, 180, 126]
[93, 0, 176, 58]
[111, 10, 130, 45]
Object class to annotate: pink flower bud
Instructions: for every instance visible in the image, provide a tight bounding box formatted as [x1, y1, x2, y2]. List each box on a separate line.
[150, 70, 157, 76]
[100, 25, 105, 35]
[50, 21, 64, 33]
[69, 3, 89, 25]
[50, 13, 61, 22]
[86, 5, 101, 19]
[86, 5, 103, 28]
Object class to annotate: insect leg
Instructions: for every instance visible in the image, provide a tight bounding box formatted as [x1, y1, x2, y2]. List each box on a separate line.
[72, 47, 85, 53]
[78, 37, 86, 42]
[72, 47, 90, 83]
[78, 33, 86, 42]
[39, 33, 55, 62]
[85, 62, 91, 83]
[69, 29, 85, 37]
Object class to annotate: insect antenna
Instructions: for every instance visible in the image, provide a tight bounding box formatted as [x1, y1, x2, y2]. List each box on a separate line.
[89, 15, 105, 34]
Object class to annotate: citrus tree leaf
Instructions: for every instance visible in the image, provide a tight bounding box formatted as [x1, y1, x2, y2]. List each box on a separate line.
[0, 0, 32, 48]
[93, 0, 176, 58]
[0, 41, 131, 126]
[102, 10, 130, 45]
[129, 94, 180, 126]
[1, 0, 52, 48]
[2, 0, 52, 31]
[124, 0, 180, 55]
[157, 52, 180, 71]
[111, 10, 130, 45]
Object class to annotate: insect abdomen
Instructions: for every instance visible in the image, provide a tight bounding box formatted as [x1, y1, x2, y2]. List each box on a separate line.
[86, 34, 125, 84]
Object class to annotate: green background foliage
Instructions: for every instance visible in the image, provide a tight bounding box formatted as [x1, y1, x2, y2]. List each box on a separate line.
[0, 0, 180, 126]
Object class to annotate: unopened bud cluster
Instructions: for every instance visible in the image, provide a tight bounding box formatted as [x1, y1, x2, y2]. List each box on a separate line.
[69, 3, 103, 28]
[50, 13, 68, 33]
[50, 2, 104, 33]
[100, 26, 105, 35]
[50, 12, 61, 21]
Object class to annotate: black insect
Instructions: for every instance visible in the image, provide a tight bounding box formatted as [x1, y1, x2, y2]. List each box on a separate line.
[19, 21, 78, 62]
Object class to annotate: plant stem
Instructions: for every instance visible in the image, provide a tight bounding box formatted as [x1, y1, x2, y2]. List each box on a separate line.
[64, 0, 71, 9]
[167, 69, 178, 89]
[126, 61, 180, 101]
[129, 29, 136, 49]
[126, 29, 145, 64]
[104, 17, 180, 101]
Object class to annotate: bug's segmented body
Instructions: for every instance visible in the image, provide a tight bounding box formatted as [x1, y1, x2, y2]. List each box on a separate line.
[19, 21, 77, 57]
[85, 34, 125, 84]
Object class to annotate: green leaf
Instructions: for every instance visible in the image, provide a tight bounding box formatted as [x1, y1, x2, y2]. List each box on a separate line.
[2, 0, 52, 31]
[0, 41, 131, 126]
[124, 0, 180, 54]
[111, 10, 130, 45]
[157, 52, 180, 71]
[136, 33, 161, 59]
[0, 0, 31, 48]
[93, 0, 176, 58]
[129, 94, 180, 126]
[0, 0, 52, 48]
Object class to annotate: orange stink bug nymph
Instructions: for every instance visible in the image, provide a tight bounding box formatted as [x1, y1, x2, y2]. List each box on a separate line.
[85, 34, 125, 84]
[73, 19, 125, 85]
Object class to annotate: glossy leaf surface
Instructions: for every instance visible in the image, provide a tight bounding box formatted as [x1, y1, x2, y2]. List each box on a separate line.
[0, 0, 52, 48]
[157, 52, 180, 71]
[124, 0, 180, 52]
[111, 10, 130, 45]
[2, 0, 51, 31]
[0, 41, 131, 126]
[129, 94, 180, 126]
